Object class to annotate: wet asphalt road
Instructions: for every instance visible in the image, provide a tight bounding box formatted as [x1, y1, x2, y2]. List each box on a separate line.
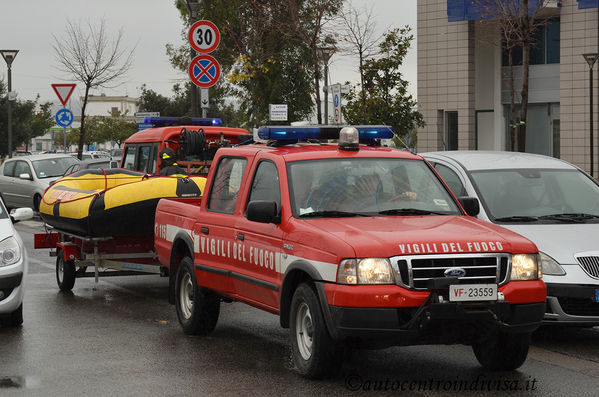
[2, 220, 599, 396]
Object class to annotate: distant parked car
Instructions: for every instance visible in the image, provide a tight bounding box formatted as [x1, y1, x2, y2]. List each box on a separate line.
[70, 151, 110, 161]
[0, 195, 33, 327]
[13, 151, 32, 157]
[422, 150, 599, 326]
[0, 154, 79, 211]
[110, 148, 123, 166]
[63, 159, 113, 175]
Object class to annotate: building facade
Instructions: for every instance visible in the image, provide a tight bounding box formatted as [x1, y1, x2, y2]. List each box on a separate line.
[417, 0, 599, 174]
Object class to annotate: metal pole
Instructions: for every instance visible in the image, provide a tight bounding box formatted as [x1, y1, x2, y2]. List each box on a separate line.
[323, 63, 329, 125]
[591, 65, 595, 178]
[7, 64, 12, 158]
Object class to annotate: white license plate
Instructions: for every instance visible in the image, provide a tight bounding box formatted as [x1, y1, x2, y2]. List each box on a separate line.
[449, 284, 497, 302]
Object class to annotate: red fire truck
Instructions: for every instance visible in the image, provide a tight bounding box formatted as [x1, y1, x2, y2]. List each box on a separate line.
[153, 125, 545, 378]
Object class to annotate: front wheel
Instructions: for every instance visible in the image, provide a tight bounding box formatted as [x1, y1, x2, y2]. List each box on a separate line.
[56, 250, 76, 291]
[473, 332, 531, 370]
[175, 257, 220, 335]
[289, 283, 342, 379]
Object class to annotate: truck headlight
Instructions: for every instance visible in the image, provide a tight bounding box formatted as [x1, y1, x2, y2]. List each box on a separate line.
[539, 252, 565, 276]
[337, 258, 394, 284]
[511, 254, 540, 280]
[0, 237, 21, 267]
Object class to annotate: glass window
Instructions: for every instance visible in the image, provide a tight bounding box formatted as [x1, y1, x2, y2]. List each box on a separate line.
[434, 163, 467, 197]
[546, 19, 560, 64]
[208, 157, 247, 213]
[123, 146, 136, 170]
[3, 161, 16, 177]
[32, 157, 79, 178]
[470, 169, 599, 222]
[138, 146, 151, 173]
[502, 18, 559, 66]
[445, 111, 458, 150]
[14, 161, 32, 177]
[247, 161, 281, 208]
[287, 158, 461, 218]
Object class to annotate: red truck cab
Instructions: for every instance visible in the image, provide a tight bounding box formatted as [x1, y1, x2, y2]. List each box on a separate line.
[121, 117, 252, 175]
[154, 125, 546, 378]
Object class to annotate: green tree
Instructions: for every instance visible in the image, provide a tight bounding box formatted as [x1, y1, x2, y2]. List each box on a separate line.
[0, 80, 54, 156]
[85, 110, 137, 147]
[343, 27, 424, 142]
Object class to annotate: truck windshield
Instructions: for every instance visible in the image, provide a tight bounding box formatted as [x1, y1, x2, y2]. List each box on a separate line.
[470, 169, 599, 223]
[287, 158, 461, 218]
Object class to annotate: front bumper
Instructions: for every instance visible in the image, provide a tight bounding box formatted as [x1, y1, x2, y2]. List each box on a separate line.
[544, 283, 599, 325]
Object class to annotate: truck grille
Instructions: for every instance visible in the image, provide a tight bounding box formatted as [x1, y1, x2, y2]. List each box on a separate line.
[391, 254, 509, 290]
[576, 256, 599, 279]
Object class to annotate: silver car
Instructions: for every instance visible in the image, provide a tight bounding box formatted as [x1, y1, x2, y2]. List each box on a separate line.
[0, 154, 79, 211]
[0, 196, 32, 327]
[422, 151, 599, 326]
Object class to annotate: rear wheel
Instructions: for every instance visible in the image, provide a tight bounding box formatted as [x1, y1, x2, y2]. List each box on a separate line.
[175, 257, 220, 335]
[473, 332, 531, 370]
[289, 283, 342, 379]
[33, 194, 41, 212]
[56, 250, 76, 291]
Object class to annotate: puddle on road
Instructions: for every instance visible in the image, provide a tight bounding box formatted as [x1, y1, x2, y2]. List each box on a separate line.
[0, 376, 41, 389]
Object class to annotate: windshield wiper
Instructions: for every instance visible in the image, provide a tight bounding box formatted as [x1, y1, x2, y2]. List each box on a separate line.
[494, 215, 539, 222]
[377, 208, 445, 216]
[299, 210, 369, 218]
[538, 213, 599, 223]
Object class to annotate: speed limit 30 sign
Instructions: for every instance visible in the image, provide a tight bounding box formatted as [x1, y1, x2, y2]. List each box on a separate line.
[188, 20, 220, 53]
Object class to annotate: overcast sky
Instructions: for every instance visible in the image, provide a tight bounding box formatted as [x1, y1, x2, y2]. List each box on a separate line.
[0, 0, 417, 106]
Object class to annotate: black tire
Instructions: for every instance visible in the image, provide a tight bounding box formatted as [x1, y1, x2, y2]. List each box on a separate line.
[33, 194, 41, 212]
[289, 283, 342, 379]
[473, 332, 531, 370]
[3, 304, 23, 327]
[175, 257, 220, 335]
[56, 250, 76, 291]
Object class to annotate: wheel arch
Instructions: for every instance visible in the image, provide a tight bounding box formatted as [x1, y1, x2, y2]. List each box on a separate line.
[168, 231, 195, 305]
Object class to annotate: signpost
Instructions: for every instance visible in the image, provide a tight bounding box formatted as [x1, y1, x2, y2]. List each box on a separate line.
[135, 111, 160, 124]
[332, 84, 342, 124]
[269, 104, 288, 122]
[51, 83, 76, 151]
[188, 20, 220, 118]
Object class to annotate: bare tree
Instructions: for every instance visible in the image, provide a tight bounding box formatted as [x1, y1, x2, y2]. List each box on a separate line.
[338, 3, 383, 123]
[474, 0, 550, 152]
[52, 19, 134, 159]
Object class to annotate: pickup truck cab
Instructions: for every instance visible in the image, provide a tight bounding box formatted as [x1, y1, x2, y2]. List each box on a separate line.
[121, 117, 252, 175]
[154, 125, 545, 378]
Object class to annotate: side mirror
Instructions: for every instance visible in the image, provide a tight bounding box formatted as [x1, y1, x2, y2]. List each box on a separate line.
[246, 200, 281, 224]
[10, 207, 34, 223]
[459, 197, 480, 217]
[19, 173, 32, 181]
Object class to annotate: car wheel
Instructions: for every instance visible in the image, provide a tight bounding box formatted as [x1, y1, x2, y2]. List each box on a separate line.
[175, 257, 220, 335]
[33, 194, 41, 212]
[56, 250, 76, 291]
[290, 283, 342, 379]
[473, 332, 531, 370]
[2, 304, 23, 327]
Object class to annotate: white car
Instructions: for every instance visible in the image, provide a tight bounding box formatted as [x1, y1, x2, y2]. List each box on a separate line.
[0, 197, 33, 327]
[422, 151, 599, 326]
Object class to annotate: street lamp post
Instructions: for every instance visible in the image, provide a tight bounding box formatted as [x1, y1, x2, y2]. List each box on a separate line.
[318, 47, 335, 125]
[583, 53, 599, 178]
[183, 0, 201, 117]
[1, 50, 18, 158]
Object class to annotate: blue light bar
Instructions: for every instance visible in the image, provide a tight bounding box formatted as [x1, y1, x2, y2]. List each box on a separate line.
[144, 116, 222, 127]
[257, 125, 394, 140]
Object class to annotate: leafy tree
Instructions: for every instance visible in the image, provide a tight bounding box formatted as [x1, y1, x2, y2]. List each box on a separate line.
[343, 27, 424, 141]
[137, 83, 192, 117]
[53, 128, 80, 149]
[0, 80, 54, 156]
[52, 18, 134, 159]
[85, 110, 137, 147]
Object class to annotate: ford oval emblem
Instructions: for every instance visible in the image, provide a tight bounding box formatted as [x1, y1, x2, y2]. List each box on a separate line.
[444, 267, 466, 278]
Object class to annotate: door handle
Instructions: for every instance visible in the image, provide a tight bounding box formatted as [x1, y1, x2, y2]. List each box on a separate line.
[200, 227, 209, 234]
[237, 233, 245, 241]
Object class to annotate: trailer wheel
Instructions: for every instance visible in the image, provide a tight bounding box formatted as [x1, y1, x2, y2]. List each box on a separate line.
[56, 250, 76, 291]
[289, 283, 341, 379]
[175, 257, 220, 335]
[473, 332, 531, 370]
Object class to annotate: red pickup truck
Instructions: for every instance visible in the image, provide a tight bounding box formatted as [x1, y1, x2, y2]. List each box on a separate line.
[154, 125, 546, 378]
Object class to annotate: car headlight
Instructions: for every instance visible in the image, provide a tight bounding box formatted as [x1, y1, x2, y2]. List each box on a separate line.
[337, 258, 394, 284]
[0, 236, 22, 267]
[539, 252, 565, 276]
[511, 253, 540, 280]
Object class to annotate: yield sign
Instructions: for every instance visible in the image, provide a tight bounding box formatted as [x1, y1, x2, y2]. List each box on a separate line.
[51, 83, 76, 106]
[189, 55, 221, 88]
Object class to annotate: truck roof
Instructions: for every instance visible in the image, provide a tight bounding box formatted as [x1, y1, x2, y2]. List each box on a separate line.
[125, 125, 251, 144]
[217, 142, 423, 161]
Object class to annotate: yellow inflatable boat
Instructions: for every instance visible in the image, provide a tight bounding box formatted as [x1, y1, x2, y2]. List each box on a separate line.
[40, 168, 206, 237]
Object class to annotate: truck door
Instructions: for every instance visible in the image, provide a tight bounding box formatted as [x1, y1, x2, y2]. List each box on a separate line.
[194, 156, 248, 295]
[234, 159, 283, 310]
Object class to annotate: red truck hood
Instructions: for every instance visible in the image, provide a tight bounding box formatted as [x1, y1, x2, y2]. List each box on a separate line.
[304, 215, 536, 258]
